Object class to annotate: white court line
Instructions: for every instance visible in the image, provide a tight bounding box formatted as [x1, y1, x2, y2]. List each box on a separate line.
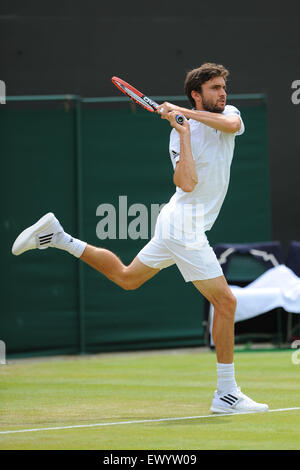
[0, 407, 300, 435]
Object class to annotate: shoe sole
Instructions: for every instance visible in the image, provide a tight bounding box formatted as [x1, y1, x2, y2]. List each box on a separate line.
[210, 406, 236, 414]
[210, 405, 269, 414]
[12, 212, 56, 256]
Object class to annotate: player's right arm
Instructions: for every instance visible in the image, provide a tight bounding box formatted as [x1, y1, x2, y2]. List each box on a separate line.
[173, 128, 198, 192]
[163, 111, 198, 193]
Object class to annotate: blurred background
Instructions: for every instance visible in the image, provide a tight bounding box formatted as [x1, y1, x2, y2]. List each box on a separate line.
[1, 0, 299, 358]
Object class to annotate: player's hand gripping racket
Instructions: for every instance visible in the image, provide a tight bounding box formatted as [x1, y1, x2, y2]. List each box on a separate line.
[111, 76, 185, 125]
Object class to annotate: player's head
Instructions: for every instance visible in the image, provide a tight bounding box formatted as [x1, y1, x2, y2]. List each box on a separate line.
[184, 63, 229, 113]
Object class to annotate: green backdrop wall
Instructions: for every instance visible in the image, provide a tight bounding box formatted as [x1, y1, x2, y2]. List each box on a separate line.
[0, 97, 271, 357]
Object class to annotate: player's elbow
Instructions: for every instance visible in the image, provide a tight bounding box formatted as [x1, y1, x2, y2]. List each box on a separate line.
[173, 168, 198, 192]
[175, 178, 198, 192]
[231, 122, 241, 133]
[180, 183, 196, 192]
[227, 118, 241, 134]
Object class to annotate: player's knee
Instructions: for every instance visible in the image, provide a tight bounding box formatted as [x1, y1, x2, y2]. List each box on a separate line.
[122, 280, 141, 291]
[212, 290, 236, 316]
[120, 269, 141, 291]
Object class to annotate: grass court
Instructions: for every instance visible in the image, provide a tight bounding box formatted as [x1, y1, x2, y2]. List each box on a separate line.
[1, 348, 299, 450]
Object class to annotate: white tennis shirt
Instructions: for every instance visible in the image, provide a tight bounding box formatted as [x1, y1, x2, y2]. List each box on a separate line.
[166, 105, 245, 239]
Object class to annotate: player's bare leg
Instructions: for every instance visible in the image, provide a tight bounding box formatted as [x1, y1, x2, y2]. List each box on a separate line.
[12, 212, 268, 413]
[193, 276, 268, 413]
[192, 275, 236, 364]
[11, 212, 160, 290]
[80, 245, 159, 290]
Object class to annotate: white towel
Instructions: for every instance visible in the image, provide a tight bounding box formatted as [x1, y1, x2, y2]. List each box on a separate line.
[209, 265, 300, 341]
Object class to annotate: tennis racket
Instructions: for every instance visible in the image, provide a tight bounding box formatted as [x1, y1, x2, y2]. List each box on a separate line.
[111, 76, 185, 125]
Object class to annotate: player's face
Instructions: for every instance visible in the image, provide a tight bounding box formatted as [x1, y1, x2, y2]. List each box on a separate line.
[199, 77, 227, 113]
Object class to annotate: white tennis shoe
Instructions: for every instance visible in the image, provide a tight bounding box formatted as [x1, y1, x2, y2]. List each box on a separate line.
[12, 212, 64, 256]
[210, 387, 269, 414]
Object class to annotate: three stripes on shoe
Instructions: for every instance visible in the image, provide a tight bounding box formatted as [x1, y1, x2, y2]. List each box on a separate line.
[39, 233, 54, 246]
[219, 393, 239, 406]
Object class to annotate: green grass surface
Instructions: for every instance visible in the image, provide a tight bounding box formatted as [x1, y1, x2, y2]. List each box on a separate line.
[0, 349, 299, 450]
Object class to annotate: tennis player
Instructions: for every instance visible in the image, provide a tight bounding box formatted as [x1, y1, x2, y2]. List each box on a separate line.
[12, 63, 268, 414]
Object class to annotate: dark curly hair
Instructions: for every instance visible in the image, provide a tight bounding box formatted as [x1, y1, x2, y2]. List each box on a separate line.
[184, 63, 230, 107]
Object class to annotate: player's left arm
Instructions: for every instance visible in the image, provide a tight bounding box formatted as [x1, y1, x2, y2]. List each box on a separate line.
[184, 109, 241, 133]
[157, 102, 241, 134]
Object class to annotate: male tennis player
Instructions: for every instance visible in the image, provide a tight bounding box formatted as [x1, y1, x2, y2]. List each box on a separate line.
[12, 63, 268, 414]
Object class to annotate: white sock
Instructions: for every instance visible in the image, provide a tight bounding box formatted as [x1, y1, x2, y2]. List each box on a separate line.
[52, 231, 87, 258]
[36, 215, 87, 258]
[217, 362, 238, 395]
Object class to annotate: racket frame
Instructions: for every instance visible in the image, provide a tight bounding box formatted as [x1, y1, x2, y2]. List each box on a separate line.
[111, 76, 184, 124]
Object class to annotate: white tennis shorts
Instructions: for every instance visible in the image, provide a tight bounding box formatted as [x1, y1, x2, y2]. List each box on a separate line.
[137, 207, 223, 282]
